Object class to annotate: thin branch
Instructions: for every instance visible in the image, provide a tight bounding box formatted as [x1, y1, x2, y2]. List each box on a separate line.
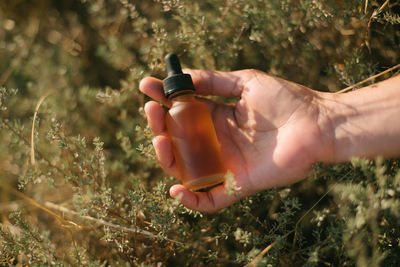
[31, 92, 51, 166]
[44, 201, 157, 238]
[6, 186, 86, 230]
[2, 120, 79, 187]
[292, 185, 333, 248]
[378, 0, 390, 12]
[335, 64, 400, 94]
[247, 170, 353, 266]
[244, 230, 294, 267]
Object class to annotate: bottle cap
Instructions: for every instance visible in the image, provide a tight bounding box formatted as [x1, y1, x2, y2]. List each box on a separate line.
[163, 54, 195, 98]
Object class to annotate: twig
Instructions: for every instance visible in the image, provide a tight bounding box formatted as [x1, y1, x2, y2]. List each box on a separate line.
[6, 185, 161, 240]
[247, 170, 353, 266]
[335, 64, 400, 94]
[244, 230, 294, 267]
[291, 185, 334, 248]
[362, 0, 389, 14]
[291, 170, 351, 248]
[44, 201, 157, 238]
[45, 202, 183, 245]
[4, 185, 89, 230]
[378, 0, 390, 12]
[2, 120, 79, 187]
[31, 92, 51, 166]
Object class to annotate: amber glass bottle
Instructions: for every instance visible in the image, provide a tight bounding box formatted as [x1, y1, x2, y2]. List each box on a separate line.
[163, 54, 226, 191]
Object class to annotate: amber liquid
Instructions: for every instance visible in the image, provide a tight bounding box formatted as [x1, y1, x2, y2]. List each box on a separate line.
[165, 92, 226, 191]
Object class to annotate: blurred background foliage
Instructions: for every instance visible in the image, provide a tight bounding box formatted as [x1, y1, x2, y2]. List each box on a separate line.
[0, 0, 399, 266]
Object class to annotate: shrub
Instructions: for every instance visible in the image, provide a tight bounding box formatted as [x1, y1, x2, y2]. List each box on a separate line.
[0, 0, 399, 265]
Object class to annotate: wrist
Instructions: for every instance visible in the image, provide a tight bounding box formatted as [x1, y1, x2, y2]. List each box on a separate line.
[317, 92, 355, 163]
[317, 76, 400, 163]
[312, 92, 339, 163]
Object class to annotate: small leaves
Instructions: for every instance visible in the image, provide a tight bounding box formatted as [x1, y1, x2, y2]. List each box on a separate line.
[225, 172, 241, 197]
[0, 0, 399, 266]
[0, 87, 18, 111]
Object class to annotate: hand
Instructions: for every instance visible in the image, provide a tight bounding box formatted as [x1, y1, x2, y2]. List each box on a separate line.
[139, 69, 332, 213]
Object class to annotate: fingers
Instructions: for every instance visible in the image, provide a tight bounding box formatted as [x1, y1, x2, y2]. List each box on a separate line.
[144, 101, 166, 135]
[140, 70, 251, 212]
[144, 101, 179, 177]
[184, 69, 256, 97]
[139, 77, 171, 107]
[140, 69, 258, 101]
[169, 184, 238, 213]
[152, 135, 179, 178]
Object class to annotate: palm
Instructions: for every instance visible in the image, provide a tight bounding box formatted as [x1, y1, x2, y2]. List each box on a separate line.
[210, 71, 322, 194]
[140, 69, 325, 212]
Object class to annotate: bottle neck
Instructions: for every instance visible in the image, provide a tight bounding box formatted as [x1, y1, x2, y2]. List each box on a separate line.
[167, 90, 195, 101]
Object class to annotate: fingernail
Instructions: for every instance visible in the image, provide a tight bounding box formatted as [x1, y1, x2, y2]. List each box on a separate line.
[170, 186, 183, 200]
[152, 136, 159, 146]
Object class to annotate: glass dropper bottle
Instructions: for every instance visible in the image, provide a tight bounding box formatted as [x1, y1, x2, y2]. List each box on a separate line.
[163, 54, 227, 191]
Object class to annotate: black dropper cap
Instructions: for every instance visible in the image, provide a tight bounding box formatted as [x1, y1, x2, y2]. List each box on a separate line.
[163, 54, 194, 98]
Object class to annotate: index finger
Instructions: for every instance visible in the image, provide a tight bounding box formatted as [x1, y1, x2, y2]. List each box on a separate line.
[140, 69, 255, 101]
[139, 77, 171, 107]
[184, 69, 255, 97]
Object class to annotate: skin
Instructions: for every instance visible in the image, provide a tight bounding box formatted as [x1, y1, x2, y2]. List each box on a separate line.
[139, 69, 400, 213]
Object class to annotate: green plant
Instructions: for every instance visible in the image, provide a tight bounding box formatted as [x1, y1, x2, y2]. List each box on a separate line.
[1, 0, 399, 266]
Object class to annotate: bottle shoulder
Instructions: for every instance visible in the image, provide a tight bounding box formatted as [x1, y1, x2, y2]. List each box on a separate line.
[167, 98, 209, 117]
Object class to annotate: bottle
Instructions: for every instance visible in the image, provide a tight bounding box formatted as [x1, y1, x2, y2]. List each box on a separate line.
[163, 54, 227, 191]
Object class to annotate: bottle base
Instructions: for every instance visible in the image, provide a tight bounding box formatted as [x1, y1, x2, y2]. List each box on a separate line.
[183, 173, 226, 191]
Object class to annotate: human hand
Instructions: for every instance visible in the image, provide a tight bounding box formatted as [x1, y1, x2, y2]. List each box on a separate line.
[140, 69, 333, 213]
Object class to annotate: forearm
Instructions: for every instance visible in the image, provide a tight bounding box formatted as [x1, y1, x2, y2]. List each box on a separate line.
[321, 75, 400, 163]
